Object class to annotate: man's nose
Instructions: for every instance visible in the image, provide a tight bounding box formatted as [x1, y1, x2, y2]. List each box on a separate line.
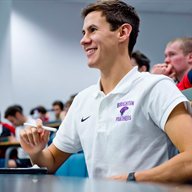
[164, 56, 170, 64]
[80, 33, 91, 46]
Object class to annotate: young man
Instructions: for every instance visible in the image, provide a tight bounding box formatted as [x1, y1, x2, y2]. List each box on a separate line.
[151, 37, 192, 90]
[20, 1, 192, 183]
[4, 105, 35, 167]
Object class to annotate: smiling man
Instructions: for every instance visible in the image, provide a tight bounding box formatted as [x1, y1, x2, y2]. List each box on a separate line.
[20, 0, 192, 183]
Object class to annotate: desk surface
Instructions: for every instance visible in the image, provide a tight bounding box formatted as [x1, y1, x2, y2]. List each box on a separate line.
[0, 141, 20, 147]
[0, 141, 20, 158]
[44, 120, 61, 128]
[0, 174, 192, 192]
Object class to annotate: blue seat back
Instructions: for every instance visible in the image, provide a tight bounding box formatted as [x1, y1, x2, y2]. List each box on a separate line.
[0, 159, 5, 168]
[55, 152, 88, 177]
[182, 88, 192, 101]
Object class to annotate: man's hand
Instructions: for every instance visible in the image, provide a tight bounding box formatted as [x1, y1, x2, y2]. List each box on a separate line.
[109, 175, 128, 181]
[20, 119, 50, 155]
[151, 63, 176, 81]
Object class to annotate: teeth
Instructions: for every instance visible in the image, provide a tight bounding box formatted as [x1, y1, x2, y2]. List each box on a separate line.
[86, 48, 96, 56]
[87, 49, 95, 54]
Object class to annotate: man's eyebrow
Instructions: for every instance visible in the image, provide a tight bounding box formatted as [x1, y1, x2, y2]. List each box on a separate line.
[88, 24, 97, 29]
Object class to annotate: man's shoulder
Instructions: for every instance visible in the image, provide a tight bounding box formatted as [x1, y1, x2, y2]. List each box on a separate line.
[139, 72, 174, 84]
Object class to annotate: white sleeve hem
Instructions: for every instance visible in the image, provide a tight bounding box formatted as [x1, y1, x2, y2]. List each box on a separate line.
[160, 97, 189, 130]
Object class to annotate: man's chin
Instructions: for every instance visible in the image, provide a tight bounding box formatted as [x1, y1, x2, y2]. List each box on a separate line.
[87, 62, 97, 69]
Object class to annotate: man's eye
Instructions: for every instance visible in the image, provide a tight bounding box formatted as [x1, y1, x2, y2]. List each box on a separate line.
[169, 53, 175, 57]
[90, 27, 96, 32]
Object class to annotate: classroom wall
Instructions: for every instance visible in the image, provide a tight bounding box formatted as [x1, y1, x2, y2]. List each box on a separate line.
[135, 11, 192, 65]
[10, 1, 99, 116]
[0, 0, 13, 118]
[0, 0, 192, 119]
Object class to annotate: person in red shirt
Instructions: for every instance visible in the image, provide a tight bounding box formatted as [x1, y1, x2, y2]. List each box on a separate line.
[0, 112, 15, 137]
[0, 122, 15, 136]
[177, 69, 192, 91]
[151, 37, 192, 90]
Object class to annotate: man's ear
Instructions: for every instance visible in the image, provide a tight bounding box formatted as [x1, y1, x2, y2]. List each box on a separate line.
[118, 23, 132, 43]
[188, 52, 192, 64]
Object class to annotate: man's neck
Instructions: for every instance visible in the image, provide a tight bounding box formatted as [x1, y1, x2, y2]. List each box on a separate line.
[100, 60, 133, 94]
[178, 68, 192, 82]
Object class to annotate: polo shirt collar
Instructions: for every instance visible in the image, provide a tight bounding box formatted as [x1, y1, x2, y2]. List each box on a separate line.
[112, 66, 141, 95]
[92, 79, 105, 98]
[93, 67, 141, 98]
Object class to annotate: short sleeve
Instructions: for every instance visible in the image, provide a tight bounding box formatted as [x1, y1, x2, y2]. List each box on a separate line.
[145, 78, 190, 130]
[53, 97, 82, 153]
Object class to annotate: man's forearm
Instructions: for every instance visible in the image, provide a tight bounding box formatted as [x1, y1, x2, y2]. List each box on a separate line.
[135, 151, 192, 183]
[30, 148, 55, 173]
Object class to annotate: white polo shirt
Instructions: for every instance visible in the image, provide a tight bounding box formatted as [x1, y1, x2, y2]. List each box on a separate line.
[53, 67, 191, 178]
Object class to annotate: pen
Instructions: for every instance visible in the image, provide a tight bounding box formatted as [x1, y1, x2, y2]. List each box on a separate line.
[24, 123, 57, 132]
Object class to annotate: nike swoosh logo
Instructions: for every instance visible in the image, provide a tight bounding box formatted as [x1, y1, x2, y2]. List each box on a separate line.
[81, 116, 90, 122]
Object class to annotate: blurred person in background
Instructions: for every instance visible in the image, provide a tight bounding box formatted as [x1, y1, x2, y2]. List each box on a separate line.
[52, 100, 65, 121]
[63, 94, 77, 116]
[30, 105, 49, 123]
[4, 105, 35, 167]
[0, 112, 15, 140]
[151, 37, 192, 90]
[131, 50, 150, 72]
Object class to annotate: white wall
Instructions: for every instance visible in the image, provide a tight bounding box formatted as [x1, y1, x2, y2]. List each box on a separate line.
[135, 11, 192, 65]
[10, 1, 99, 116]
[1, 0, 192, 119]
[0, 0, 13, 119]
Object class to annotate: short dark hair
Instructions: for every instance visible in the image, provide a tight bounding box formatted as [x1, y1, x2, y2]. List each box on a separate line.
[52, 100, 64, 110]
[30, 106, 47, 115]
[37, 106, 47, 114]
[4, 105, 23, 118]
[131, 50, 150, 72]
[81, 0, 140, 56]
